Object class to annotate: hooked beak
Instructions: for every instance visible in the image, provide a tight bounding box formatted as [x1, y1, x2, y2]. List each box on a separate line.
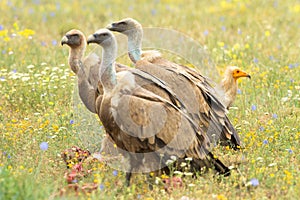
[87, 34, 96, 45]
[61, 35, 68, 46]
[106, 22, 121, 32]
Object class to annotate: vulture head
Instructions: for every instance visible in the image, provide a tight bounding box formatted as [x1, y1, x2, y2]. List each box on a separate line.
[61, 29, 87, 74]
[226, 66, 251, 81]
[106, 18, 142, 36]
[221, 66, 251, 109]
[61, 29, 86, 49]
[87, 28, 116, 48]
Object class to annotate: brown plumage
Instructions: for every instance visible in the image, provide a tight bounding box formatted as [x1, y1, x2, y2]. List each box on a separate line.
[87, 29, 230, 185]
[107, 18, 241, 149]
[220, 66, 251, 109]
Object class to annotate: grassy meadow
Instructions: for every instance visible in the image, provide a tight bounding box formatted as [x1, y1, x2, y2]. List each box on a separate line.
[0, 0, 299, 199]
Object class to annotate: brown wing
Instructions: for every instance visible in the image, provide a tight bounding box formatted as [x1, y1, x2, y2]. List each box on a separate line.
[137, 58, 241, 149]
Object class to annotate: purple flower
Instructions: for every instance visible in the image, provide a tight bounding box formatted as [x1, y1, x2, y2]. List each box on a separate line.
[0, 77, 5, 81]
[52, 40, 57, 46]
[7, 155, 11, 159]
[40, 142, 48, 151]
[113, 170, 118, 176]
[237, 28, 242, 35]
[288, 64, 294, 69]
[50, 12, 56, 17]
[151, 9, 157, 16]
[259, 127, 265, 132]
[221, 26, 226, 31]
[203, 30, 209, 36]
[0, 25, 3, 31]
[12, 69, 17, 73]
[41, 41, 47, 46]
[251, 105, 257, 111]
[70, 120, 74, 125]
[253, 58, 259, 63]
[288, 149, 293, 154]
[250, 178, 259, 186]
[99, 184, 105, 190]
[272, 113, 278, 119]
[263, 139, 268, 144]
[237, 89, 242, 94]
[2, 50, 6, 54]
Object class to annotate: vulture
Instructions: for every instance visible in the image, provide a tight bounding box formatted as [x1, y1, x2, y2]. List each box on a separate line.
[219, 66, 251, 109]
[61, 29, 128, 113]
[87, 29, 230, 185]
[107, 18, 241, 149]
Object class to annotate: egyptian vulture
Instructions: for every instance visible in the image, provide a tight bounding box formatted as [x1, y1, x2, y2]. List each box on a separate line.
[220, 66, 251, 109]
[87, 29, 230, 185]
[107, 18, 241, 149]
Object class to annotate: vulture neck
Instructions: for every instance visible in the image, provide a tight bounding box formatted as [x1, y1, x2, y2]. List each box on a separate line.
[127, 29, 142, 63]
[99, 41, 117, 93]
[221, 73, 238, 106]
[69, 46, 85, 74]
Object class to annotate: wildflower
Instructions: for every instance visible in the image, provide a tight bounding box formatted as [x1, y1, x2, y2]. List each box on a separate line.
[263, 139, 268, 144]
[221, 26, 226, 31]
[151, 9, 157, 15]
[265, 30, 270, 37]
[249, 178, 259, 186]
[272, 113, 278, 119]
[251, 105, 257, 111]
[203, 30, 209, 36]
[253, 58, 259, 63]
[70, 119, 74, 124]
[259, 127, 265, 132]
[0, 25, 3, 30]
[113, 170, 118, 176]
[237, 28, 242, 34]
[52, 40, 57, 46]
[99, 184, 104, 191]
[287, 149, 293, 154]
[18, 29, 35, 37]
[40, 142, 48, 151]
[180, 196, 190, 200]
[237, 89, 242, 94]
[7, 155, 11, 159]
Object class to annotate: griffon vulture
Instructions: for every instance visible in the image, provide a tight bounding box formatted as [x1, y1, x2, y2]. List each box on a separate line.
[87, 29, 230, 185]
[107, 18, 241, 149]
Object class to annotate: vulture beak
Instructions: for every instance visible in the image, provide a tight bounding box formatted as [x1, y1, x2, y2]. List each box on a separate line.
[61, 35, 68, 46]
[106, 23, 118, 31]
[234, 70, 251, 80]
[87, 34, 96, 45]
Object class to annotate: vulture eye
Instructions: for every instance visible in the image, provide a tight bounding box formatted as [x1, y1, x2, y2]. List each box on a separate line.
[119, 21, 127, 26]
[102, 33, 108, 37]
[236, 70, 240, 73]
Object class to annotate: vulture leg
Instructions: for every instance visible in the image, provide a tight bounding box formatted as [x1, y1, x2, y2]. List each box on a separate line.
[125, 172, 132, 187]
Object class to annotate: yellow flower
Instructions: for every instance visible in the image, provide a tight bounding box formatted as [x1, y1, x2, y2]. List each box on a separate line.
[265, 31, 271, 37]
[217, 194, 228, 200]
[13, 22, 19, 31]
[0, 29, 8, 37]
[18, 29, 35, 37]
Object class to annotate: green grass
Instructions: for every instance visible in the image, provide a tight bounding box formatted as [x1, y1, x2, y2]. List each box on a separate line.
[0, 0, 299, 199]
